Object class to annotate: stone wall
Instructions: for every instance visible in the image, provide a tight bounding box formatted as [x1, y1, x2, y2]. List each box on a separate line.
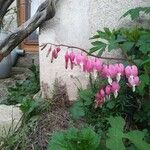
[39, 0, 150, 101]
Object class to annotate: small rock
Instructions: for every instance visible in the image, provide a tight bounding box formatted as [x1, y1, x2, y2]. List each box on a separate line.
[0, 105, 22, 137]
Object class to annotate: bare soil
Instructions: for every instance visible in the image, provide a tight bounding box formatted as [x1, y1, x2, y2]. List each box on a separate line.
[27, 106, 71, 150]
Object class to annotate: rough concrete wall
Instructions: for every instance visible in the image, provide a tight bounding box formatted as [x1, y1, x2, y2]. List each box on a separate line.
[89, 0, 149, 33]
[39, 0, 90, 100]
[39, 0, 150, 101]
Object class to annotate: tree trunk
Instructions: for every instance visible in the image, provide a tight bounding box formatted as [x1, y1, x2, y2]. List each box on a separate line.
[0, 0, 15, 27]
[0, 0, 57, 61]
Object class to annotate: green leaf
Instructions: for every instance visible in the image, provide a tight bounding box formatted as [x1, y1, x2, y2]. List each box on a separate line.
[141, 58, 150, 66]
[139, 43, 150, 53]
[90, 42, 106, 54]
[70, 88, 95, 120]
[125, 131, 150, 150]
[106, 116, 150, 150]
[90, 46, 101, 53]
[91, 41, 104, 46]
[104, 28, 112, 36]
[79, 89, 94, 106]
[48, 131, 68, 150]
[133, 59, 143, 66]
[106, 101, 116, 109]
[106, 116, 126, 150]
[107, 35, 119, 51]
[49, 127, 100, 150]
[121, 42, 135, 52]
[70, 101, 85, 120]
[97, 30, 109, 39]
[121, 7, 150, 20]
[90, 34, 100, 39]
[98, 49, 104, 56]
[108, 42, 118, 51]
[138, 74, 150, 94]
[116, 35, 127, 43]
[139, 33, 150, 43]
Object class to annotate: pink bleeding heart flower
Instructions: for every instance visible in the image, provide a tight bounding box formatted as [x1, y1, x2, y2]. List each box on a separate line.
[75, 53, 84, 65]
[125, 65, 140, 91]
[46, 46, 52, 57]
[102, 64, 117, 85]
[132, 65, 138, 76]
[82, 54, 88, 67]
[115, 63, 125, 82]
[70, 51, 75, 69]
[95, 96, 105, 108]
[95, 89, 105, 108]
[56, 47, 61, 53]
[82, 55, 88, 72]
[96, 93, 101, 100]
[70, 51, 75, 62]
[108, 64, 117, 77]
[111, 81, 120, 98]
[125, 66, 131, 78]
[94, 58, 103, 72]
[82, 54, 88, 64]
[75, 53, 88, 71]
[95, 93, 102, 108]
[125, 65, 138, 78]
[100, 89, 105, 97]
[85, 59, 94, 73]
[105, 85, 111, 100]
[128, 76, 140, 92]
[65, 51, 70, 69]
[51, 49, 58, 62]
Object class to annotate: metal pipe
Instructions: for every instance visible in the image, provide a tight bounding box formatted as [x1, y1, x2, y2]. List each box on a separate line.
[11, 48, 25, 66]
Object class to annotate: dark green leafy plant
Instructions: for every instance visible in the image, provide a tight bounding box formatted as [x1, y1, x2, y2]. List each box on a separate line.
[89, 7, 150, 130]
[70, 77, 107, 119]
[70, 87, 95, 120]
[69, 10, 150, 150]
[48, 127, 100, 150]
[133, 101, 150, 130]
[70, 77, 141, 132]
[106, 116, 150, 150]
[20, 97, 51, 123]
[121, 7, 150, 20]
[51, 6, 150, 150]
[1, 63, 40, 105]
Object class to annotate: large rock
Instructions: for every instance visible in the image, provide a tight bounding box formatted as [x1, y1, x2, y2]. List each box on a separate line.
[0, 105, 22, 137]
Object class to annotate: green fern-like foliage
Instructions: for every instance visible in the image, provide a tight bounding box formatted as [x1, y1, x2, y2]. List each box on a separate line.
[90, 27, 150, 95]
[48, 127, 100, 150]
[121, 7, 150, 20]
[106, 116, 150, 150]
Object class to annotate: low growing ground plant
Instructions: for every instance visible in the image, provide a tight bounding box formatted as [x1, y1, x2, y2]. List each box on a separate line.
[48, 127, 100, 150]
[0, 95, 51, 150]
[0, 62, 51, 149]
[1, 62, 40, 105]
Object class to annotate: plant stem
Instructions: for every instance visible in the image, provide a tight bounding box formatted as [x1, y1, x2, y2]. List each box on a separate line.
[40, 43, 126, 61]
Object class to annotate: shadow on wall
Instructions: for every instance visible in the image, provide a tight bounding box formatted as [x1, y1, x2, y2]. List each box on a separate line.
[41, 78, 70, 107]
